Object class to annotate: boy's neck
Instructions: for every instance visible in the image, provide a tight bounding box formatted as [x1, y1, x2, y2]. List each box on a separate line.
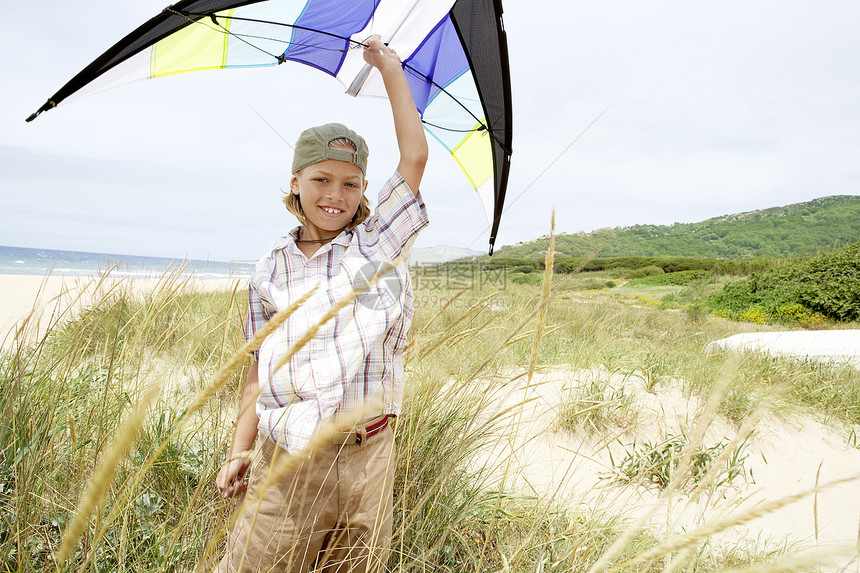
[295, 226, 338, 257]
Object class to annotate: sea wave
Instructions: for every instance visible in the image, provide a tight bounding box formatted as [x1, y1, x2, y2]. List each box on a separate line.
[0, 245, 255, 279]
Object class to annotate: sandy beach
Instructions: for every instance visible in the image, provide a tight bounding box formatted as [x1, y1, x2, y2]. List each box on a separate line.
[0, 273, 246, 348]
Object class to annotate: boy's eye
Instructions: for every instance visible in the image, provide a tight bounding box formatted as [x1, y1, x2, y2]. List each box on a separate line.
[314, 177, 327, 183]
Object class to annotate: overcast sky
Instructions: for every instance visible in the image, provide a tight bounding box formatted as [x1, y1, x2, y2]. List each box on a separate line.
[2, 1, 859, 261]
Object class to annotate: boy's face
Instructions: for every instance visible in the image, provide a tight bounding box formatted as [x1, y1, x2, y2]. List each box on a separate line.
[291, 158, 367, 238]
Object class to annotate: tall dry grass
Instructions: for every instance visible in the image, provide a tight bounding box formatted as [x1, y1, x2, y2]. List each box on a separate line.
[1, 254, 858, 571]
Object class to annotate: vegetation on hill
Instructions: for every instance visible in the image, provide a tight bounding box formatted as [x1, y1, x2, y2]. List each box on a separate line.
[493, 195, 860, 259]
[470, 255, 778, 276]
[433, 236, 859, 327]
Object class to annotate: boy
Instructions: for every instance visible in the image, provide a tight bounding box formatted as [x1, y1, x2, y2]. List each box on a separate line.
[215, 36, 428, 572]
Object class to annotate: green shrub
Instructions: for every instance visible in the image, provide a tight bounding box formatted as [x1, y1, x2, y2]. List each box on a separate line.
[658, 257, 716, 273]
[608, 434, 752, 492]
[626, 270, 710, 287]
[578, 279, 615, 290]
[712, 258, 779, 275]
[553, 256, 718, 275]
[625, 266, 664, 280]
[708, 240, 860, 322]
[482, 258, 542, 273]
[510, 272, 543, 286]
[553, 257, 589, 274]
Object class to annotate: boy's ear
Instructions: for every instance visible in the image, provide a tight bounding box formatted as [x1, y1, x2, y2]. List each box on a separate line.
[290, 174, 300, 195]
[362, 180, 369, 193]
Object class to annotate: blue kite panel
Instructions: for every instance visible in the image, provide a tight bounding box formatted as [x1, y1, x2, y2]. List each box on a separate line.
[282, 0, 380, 75]
[403, 15, 470, 115]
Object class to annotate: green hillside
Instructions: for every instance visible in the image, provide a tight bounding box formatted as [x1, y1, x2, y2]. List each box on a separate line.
[496, 195, 860, 259]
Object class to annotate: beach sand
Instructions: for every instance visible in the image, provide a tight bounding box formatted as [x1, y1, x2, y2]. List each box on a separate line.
[0, 273, 246, 348]
[707, 330, 860, 368]
[482, 367, 860, 564]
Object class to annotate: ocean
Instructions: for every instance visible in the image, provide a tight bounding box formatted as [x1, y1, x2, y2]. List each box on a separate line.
[0, 245, 254, 279]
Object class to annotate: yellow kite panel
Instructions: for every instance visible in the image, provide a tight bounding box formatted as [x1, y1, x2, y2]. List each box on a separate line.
[151, 12, 232, 77]
[452, 125, 493, 189]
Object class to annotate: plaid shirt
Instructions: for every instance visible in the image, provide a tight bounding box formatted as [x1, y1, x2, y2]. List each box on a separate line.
[246, 172, 429, 454]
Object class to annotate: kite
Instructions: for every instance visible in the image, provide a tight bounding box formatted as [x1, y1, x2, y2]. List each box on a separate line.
[27, 0, 513, 254]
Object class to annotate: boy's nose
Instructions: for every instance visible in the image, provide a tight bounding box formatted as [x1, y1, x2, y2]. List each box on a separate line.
[324, 187, 344, 200]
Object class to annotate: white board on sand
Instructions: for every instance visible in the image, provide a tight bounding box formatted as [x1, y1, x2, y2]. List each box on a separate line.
[706, 330, 860, 368]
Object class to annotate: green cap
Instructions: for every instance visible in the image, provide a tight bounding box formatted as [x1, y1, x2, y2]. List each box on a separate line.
[291, 123, 369, 175]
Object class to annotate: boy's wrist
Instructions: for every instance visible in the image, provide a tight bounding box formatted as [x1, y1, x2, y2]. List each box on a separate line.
[377, 62, 406, 79]
[225, 449, 253, 464]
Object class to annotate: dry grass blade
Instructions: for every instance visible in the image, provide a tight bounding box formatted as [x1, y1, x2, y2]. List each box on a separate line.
[96, 285, 318, 538]
[526, 210, 555, 382]
[616, 473, 860, 570]
[815, 460, 823, 547]
[273, 259, 399, 374]
[391, 381, 540, 548]
[663, 357, 736, 499]
[478, 212, 555, 571]
[686, 401, 766, 505]
[585, 493, 663, 573]
[717, 546, 855, 573]
[588, 361, 740, 573]
[461, 305, 541, 385]
[410, 290, 502, 362]
[185, 286, 317, 417]
[434, 312, 499, 350]
[54, 385, 161, 566]
[214, 412, 370, 573]
[856, 517, 860, 572]
[412, 287, 469, 336]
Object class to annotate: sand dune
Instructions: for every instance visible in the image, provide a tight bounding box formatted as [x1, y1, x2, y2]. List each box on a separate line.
[482, 366, 860, 563]
[707, 330, 860, 368]
[0, 274, 244, 348]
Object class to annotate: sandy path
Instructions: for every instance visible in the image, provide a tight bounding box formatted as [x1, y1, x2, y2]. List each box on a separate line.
[477, 366, 860, 565]
[707, 331, 860, 368]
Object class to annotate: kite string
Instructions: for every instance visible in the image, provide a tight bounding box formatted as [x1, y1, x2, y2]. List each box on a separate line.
[171, 10, 504, 145]
[167, 9, 349, 60]
[466, 108, 609, 250]
[166, 8, 282, 60]
[181, 10, 363, 51]
[420, 119, 484, 134]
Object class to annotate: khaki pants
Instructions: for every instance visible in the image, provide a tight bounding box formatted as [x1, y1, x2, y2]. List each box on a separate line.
[218, 425, 396, 573]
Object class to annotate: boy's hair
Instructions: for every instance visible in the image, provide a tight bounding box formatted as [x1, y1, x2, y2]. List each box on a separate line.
[283, 137, 371, 230]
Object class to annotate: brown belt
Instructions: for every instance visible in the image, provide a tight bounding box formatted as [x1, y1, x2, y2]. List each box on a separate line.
[331, 414, 391, 446]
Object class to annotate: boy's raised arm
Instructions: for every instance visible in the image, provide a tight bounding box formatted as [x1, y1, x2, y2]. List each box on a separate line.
[363, 35, 429, 196]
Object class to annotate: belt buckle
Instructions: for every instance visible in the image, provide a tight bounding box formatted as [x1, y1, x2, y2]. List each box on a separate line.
[331, 414, 388, 446]
[332, 429, 360, 446]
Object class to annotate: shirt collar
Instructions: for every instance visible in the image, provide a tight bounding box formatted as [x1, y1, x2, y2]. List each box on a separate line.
[270, 226, 353, 257]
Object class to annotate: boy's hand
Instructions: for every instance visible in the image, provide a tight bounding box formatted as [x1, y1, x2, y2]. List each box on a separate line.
[216, 458, 250, 498]
[362, 35, 402, 73]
